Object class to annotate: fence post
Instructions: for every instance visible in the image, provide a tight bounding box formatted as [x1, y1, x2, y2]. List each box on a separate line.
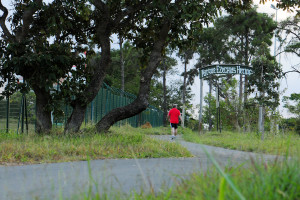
[64, 105, 68, 125]
[95, 93, 98, 122]
[105, 87, 109, 114]
[17, 96, 23, 134]
[25, 95, 28, 134]
[91, 101, 93, 123]
[6, 94, 9, 133]
[100, 87, 103, 119]
[85, 108, 87, 126]
[21, 94, 25, 134]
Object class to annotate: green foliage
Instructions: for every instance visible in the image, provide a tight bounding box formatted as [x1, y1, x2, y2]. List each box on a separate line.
[0, 0, 91, 115]
[1, 0, 253, 132]
[283, 93, 300, 135]
[194, 7, 277, 68]
[201, 78, 261, 132]
[261, 0, 300, 16]
[193, 8, 279, 132]
[218, 7, 276, 63]
[185, 118, 199, 131]
[281, 118, 298, 131]
[104, 42, 143, 95]
[283, 93, 300, 116]
[248, 42, 282, 108]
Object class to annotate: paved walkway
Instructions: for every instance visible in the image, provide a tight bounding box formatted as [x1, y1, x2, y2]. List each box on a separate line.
[0, 135, 280, 200]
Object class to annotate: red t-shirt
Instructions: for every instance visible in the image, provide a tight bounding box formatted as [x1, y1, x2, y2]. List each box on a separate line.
[168, 108, 181, 124]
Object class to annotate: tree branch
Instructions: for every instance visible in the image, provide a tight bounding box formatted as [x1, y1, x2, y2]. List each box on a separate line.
[292, 66, 300, 74]
[95, 20, 172, 132]
[0, 0, 15, 42]
[91, 0, 105, 11]
[112, 1, 152, 27]
[16, 0, 43, 42]
[283, 66, 300, 76]
[279, 27, 300, 41]
[285, 48, 300, 57]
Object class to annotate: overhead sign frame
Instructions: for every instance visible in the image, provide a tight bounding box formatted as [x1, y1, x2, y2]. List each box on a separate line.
[199, 64, 253, 78]
[198, 64, 253, 133]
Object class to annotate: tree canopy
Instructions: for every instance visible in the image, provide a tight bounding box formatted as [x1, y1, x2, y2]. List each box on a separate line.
[1, 0, 253, 133]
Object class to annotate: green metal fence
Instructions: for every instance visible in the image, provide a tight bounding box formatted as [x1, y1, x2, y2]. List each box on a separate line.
[0, 82, 163, 133]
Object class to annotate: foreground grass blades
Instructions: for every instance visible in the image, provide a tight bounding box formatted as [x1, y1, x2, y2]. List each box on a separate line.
[0, 126, 191, 165]
[75, 153, 300, 200]
[142, 160, 300, 200]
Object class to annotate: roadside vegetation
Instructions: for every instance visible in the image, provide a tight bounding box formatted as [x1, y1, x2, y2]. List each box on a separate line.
[75, 151, 299, 200]
[129, 159, 300, 200]
[182, 128, 300, 156]
[0, 125, 191, 165]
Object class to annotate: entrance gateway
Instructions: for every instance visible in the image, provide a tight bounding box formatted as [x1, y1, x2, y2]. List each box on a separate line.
[198, 64, 253, 133]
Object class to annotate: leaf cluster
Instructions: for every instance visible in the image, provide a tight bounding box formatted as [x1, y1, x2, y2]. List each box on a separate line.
[248, 42, 282, 108]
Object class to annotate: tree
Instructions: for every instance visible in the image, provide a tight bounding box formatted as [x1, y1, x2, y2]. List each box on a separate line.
[177, 49, 193, 128]
[92, 0, 252, 133]
[1, 0, 252, 134]
[194, 24, 234, 131]
[248, 42, 282, 139]
[150, 53, 177, 126]
[283, 93, 300, 134]
[217, 8, 277, 131]
[0, 0, 90, 133]
[277, 16, 300, 74]
[105, 43, 178, 125]
[104, 42, 142, 95]
[192, 8, 277, 132]
[260, 0, 299, 16]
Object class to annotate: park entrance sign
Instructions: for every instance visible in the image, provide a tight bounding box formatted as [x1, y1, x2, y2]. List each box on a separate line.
[200, 64, 253, 78]
[198, 64, 253, 133]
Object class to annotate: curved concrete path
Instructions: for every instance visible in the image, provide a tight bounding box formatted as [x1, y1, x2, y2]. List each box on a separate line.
[0, 135, 280, 200]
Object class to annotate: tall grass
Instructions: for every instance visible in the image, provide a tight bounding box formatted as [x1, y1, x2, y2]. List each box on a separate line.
[74, 151, 300, 200]
[0, 125, 192, 165]
[182, 129, 300, 156]
[138, 160, 300, 200]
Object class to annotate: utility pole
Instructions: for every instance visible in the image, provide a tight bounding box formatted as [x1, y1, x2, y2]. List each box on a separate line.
[199, 76, 203, 134]
[181, 53, 187, 128]
[258, 65, 265, 140]
[271, 4, 279, 134]
[163, 59, 167, 126]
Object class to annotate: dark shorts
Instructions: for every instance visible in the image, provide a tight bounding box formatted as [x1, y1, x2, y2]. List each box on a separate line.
[170, 123, 178, 129]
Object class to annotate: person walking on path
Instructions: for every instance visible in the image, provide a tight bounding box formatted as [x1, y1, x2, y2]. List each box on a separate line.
[167, 104, 182, 140]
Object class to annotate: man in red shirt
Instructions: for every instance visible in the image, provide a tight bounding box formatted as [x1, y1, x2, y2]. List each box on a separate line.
[167, 104, 182, 140]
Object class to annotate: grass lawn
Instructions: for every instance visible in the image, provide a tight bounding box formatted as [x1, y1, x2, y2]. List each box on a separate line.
[182, 128, 300, 156]
[0, 125, 191, 165]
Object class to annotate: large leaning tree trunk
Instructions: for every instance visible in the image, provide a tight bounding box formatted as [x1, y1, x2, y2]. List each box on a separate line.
[64, 35, 111, 133]
[96, 22, 170, 133]
[64, 1, 152, 133]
